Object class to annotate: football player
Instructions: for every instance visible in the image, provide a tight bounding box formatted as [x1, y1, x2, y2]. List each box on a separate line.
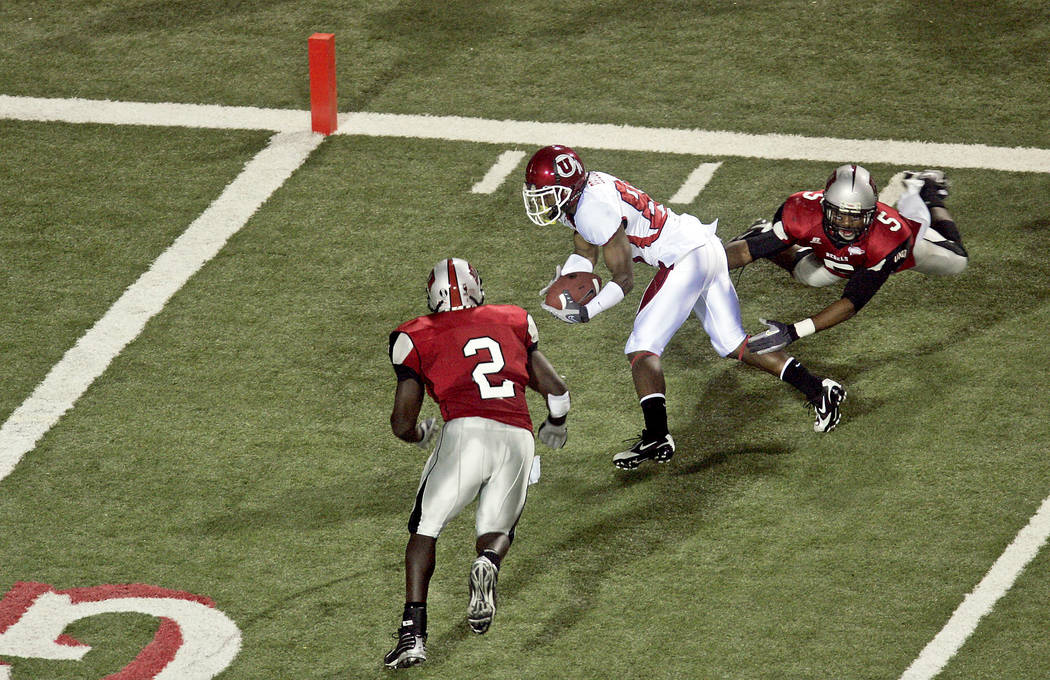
[384, 258, 570, 669]
[726, 164, 967, 354]
[522, 145, 846, 473]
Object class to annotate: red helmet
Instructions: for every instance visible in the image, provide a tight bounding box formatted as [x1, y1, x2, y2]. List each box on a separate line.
[522, 145, 587, 226]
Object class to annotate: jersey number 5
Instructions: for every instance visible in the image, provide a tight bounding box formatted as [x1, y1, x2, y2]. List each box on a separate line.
[463, 336, 515, 399]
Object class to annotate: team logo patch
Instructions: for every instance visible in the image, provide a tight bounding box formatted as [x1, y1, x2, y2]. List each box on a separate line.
[553, 153, 583, 179]
[848, 246, 865, 255]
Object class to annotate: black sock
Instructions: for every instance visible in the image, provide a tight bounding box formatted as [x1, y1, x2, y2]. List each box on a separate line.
[640, 394, 668, 439]
[780, 359, 822, 403]
[480, 549, 502, 570]
[932, 218, 963, 245]
[402, 603, 426, 632]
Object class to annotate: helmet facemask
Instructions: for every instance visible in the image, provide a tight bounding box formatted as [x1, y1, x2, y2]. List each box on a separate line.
[522, 184, 572, 226]
[821, 164, 878, 248]
[426, 258, 484, 313]
[822, 202, 876, 247]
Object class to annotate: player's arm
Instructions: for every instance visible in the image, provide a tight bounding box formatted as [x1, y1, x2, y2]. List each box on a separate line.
[544, 225, 631, 324]
[540, 232, 598, 297]
[389, 331, 437, 448]
[390, 376, 427, 443]
[747, 243, 905, 354]
[527, 348, 570, 449]
[725, 205, 794, 269]
[725, 229, 791, 269]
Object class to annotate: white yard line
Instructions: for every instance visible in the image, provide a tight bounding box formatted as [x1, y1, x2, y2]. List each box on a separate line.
[0, 129, 323, 481]
[668, 162, 723, 204]
[3, 95, 1049, 172]
[2, 95, 1050, 678]
[471, 150, 527, 194]
[900, 496, 1050, 679]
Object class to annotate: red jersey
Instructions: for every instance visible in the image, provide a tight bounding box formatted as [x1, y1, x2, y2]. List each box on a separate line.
[776, 191, 919, 277]
[389, 304, 538, 432]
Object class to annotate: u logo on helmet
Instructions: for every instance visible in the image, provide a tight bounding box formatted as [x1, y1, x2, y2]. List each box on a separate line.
[554, 154, 583, 179]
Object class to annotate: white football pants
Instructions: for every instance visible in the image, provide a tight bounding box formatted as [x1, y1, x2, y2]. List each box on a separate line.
[410, 416, 535, 539]
[624, 241, 748, 358]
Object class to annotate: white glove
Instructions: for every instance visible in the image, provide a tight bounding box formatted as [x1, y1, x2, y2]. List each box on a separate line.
[537, 417, 567, 449]
[414, 417, 437, 449]
[538, 265, 563, 297]
[541, 300, 588, 324]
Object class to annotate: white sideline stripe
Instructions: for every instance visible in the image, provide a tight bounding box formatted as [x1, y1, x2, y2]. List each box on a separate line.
[471, 150, 526, 194]
[900, 495, 1050, 679]
[3, 95, 1049, 173]
[335, 112, 1050, 174]
[0, 130, 324, 482]
[668, 162, 722, 203]
[0, 95, 306, 132]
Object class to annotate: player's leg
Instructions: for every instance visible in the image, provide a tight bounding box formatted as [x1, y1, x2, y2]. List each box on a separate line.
[899, 170, 967, 274]
[698, 243, 847, 432]
[615, 265, 696, 469]
[470, 422, 535, 633]
[385, 419, 482, 667]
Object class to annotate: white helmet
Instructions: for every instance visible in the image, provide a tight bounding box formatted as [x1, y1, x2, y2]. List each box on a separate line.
[426, 258, 484, 312]
[821, 164, 878, 247]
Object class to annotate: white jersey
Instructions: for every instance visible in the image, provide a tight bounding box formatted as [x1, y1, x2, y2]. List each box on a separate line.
[562, 171, 718, 268]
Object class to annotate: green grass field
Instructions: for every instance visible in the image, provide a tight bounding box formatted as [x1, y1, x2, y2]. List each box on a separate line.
[2, 2, 1049, 679]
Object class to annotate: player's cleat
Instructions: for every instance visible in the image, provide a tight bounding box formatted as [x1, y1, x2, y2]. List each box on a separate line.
[613, 431, 676, 469]
[467, 555, 499, 634]
[903, 170, 950, 208]
[810, 379, 846, 432]
[384, 626, 427, 669]
[729, 218, 773, 243]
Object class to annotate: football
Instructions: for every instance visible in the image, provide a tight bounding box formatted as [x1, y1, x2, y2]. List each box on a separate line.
[544, 272, 602, 310]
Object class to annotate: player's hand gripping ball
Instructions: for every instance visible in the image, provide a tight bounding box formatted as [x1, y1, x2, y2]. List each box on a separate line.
[543, 272, 602, 310]
[541, 272, 602, 324]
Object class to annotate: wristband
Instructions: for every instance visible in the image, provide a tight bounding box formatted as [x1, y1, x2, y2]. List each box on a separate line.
[582, 281, 625, 321]
[547, 391, 570, 418]
[562, 253, 594, 274]
[793, 318, 816, 339]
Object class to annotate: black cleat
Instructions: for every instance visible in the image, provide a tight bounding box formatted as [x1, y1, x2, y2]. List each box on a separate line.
[811, 379, 846, 432]
[384, 625, 426, 669]
[903, 170, 950, 208]
[613, 431, 676, 470]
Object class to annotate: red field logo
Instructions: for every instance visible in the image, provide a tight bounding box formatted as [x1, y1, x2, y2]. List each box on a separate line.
[0, 582, 241, 679]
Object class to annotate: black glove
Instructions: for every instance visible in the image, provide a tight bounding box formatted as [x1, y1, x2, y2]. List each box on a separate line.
[747, 318, 799, 355]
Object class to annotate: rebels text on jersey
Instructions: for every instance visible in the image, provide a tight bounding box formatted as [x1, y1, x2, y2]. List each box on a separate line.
[777, 191, 920, 277]
[564, 171, 718, 268]
[389, 304, 538, 432]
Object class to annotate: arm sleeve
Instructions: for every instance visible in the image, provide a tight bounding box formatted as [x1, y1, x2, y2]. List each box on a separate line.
[746, 202, 792, 260]
[841, 239, 910, 311]
[842, 268, 891, 311]
[746, 229, 791, 260]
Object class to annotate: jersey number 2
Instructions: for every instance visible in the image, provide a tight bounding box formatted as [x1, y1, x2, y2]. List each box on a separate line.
[463, 337, 515, 399]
